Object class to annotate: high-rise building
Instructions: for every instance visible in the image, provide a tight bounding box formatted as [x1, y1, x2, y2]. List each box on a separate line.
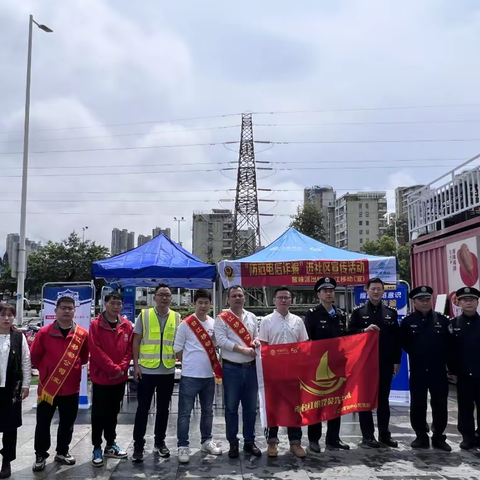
[5, 233, 41, 275]
[335, 192, 388, 252]
[192, 209, 234, 263]
[395, 185, 426, 216]
[137, 234, 152, 247]
[111, 228, 134, 256]
[152, 227, 171, 238]
[127, 232, 135, 251]
[304, 186, 336, 245]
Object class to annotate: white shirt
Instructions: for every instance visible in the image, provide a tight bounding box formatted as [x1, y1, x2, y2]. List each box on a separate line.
[174, 315, 216, 378]
[214, 309, 258, 364]
[258, 310, 309, 345]
[0, 333, 31, 388]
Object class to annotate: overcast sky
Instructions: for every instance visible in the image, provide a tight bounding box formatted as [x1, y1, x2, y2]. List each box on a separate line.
[2, 0, 480, 255]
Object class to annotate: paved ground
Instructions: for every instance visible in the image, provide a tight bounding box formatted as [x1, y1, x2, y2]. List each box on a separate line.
[8, 384, 480, 479]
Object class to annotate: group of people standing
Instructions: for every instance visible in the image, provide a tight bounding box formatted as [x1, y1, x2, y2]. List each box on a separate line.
[1, 278, 480, 477]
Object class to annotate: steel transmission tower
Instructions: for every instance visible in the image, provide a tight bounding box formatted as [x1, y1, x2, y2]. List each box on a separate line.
[231, 113, 261, 259]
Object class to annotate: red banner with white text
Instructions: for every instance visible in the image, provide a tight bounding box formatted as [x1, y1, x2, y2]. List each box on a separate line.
[257, 332, 379, 428]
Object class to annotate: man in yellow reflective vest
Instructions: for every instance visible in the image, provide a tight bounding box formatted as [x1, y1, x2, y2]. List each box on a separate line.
[132, 284, 181, 462]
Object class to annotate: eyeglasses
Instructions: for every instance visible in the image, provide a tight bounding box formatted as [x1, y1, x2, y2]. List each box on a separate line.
[107, 302, 123, 307]
[156, 294, 172, 298]
[369, 288, 384, 293]
[276, 296, 292, 301]
[58, 306, 75, 311]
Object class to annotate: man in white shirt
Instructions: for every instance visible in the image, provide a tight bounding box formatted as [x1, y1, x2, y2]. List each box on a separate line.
[215, 285, 262, 459]
[259, 286, 309, 459]
[174, 289, 222, 463]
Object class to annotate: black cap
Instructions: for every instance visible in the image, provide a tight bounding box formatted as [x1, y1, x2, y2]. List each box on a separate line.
[456, 286, 480, 300]
[409, 285, 433, 300]
[314, 277, 337, 292]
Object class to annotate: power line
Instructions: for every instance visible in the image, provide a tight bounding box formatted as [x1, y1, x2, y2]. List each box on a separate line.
[0, 125, 240, 144]
[0, 113, 242, 135]
[251, 102, 480, 115]
[258, 139, 480, 146]
[256, 120, 480, 127]
[0, 141, 238, 156]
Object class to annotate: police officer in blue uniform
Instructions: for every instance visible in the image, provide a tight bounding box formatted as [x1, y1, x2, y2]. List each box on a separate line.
[348, 277, 401, 448]
[450, 286, 480, 450]
[400, 286, 451, 451]
[303, 277, 350, 453]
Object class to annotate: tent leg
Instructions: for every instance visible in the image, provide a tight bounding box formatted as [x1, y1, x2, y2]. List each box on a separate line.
[213, 281, 217, 316]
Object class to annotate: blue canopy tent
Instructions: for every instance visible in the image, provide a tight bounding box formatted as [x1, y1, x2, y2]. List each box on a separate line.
[92, 233, 217, 289]
[218, 228, 396, 288]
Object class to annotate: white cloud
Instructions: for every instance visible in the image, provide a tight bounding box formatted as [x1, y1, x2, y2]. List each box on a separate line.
[1, 0, 480, 256]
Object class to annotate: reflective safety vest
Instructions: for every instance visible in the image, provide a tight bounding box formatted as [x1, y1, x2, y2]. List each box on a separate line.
[139, 309, 180, 369]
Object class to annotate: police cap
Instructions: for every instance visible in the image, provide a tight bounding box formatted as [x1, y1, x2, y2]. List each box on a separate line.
[456, 286, 480, 300]
[409, 285, 433, 300]
[314, 277, 337, 292]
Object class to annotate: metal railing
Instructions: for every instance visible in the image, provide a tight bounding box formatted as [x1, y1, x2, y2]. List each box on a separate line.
[407, 152, 480, 238]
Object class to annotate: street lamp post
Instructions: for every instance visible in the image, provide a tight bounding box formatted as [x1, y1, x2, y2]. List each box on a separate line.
[173, 217, 185, 305]
[173, 216, 185, 245]
[82, 226, 89, 243]
[16, 15, 53, 324]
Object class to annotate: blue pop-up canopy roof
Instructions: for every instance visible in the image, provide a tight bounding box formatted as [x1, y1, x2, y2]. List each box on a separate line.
[236, 228, 389, 262]
[92, 233, 216, 288]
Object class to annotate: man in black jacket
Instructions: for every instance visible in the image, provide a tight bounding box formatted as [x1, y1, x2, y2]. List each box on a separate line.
[400, 286, 451, 451]
[348, 277, 401, 448]
[304, 277, 350, 453]
[450, 286, 480, 450]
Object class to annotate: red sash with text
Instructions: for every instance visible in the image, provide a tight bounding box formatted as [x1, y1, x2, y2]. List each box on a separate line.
[185, 315, 222, 380]
[38, 325, 86, 405]
[218, 310, 253, 347]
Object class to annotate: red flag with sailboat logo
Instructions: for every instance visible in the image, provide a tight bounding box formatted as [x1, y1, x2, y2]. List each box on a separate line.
[257, 331, 379, 427]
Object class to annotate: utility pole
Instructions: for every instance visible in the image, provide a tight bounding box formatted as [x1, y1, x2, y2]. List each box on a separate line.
[231, 113, 261, 259]
[82, 226, 88, 243]
[16, 15, 53, 325]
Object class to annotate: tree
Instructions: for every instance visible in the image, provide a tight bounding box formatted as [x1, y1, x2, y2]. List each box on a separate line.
[26, 232, 109, 293]
[363, 235, 411, 284]
[385, 214, 409, 242]
[289, 202, 326, 242]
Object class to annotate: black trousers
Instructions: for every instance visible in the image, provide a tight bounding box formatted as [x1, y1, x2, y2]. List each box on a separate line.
[308, 417, 341, 443]
[92, 382, 125, 449]
[457, 375, 480, 442]
[359, 364, 393, 439]
[35, 393, 79, 457]
[133, 374, 175, 448]
[409, 370, 448, 441]
[0, 431, 17, 462]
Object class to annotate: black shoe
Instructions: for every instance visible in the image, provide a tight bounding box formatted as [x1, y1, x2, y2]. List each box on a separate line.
[460, 439, 476, 450]
[153, 441, 170, 458]
[308, 441, 321, 453]
[228, 442, 239, 459]
[243, 443, 261, 457]
[326, 440, 350, 450]
[432, 438, 451, 452]
[379, 436, 398, 448]
[0, 460, 11, 479]
[32, 455, 47, 472]
[411, 437, 430, 449]
[361, 437, 380, 448]
[132, 445, 144, 463]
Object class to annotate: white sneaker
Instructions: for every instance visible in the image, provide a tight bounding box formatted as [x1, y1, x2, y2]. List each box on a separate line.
[178, 447, 191, 463]
[201, 440, 222, 455]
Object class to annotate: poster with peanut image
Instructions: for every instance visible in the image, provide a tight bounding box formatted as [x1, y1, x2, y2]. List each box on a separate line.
[447, 237, 480, 316]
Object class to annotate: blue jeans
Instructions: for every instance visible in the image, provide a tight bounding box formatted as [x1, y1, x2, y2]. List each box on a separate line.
[223, 360, 258, 444]
[177, 376, 215, 447]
